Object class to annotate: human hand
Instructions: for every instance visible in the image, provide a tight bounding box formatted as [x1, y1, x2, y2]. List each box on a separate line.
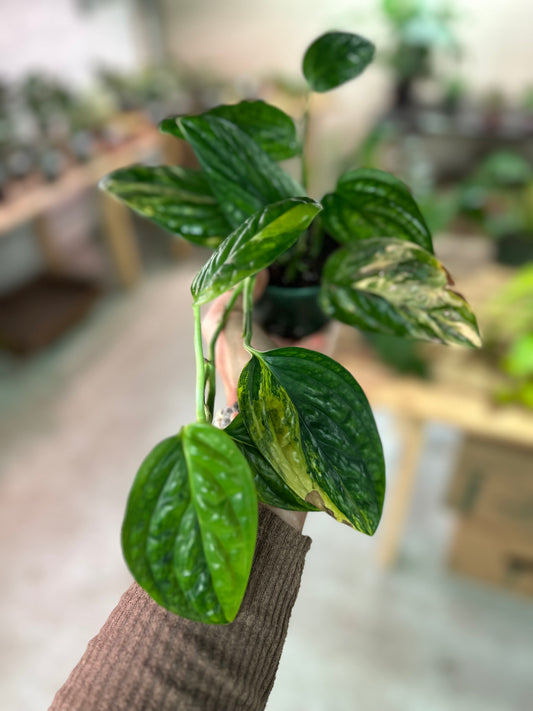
[201, 274, 307, 533]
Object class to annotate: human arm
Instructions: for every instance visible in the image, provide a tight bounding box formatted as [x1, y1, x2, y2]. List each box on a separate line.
[49, 506, 310, 711]
[49, 283, 311, 711]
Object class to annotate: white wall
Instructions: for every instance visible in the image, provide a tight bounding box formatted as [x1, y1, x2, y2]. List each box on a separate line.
[166, 0, 533, 99]
[0, 0, 140, 88]
[0, 0, 531, 97]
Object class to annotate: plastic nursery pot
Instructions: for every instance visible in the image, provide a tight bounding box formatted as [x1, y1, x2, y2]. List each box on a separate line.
[253, 284, 330, 340]
[495, 233, 533, 266]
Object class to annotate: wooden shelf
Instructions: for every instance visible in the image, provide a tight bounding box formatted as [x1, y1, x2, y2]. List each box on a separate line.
[0, 128, 160, 236]
[0, 123, 164, 288]
[336, 340, 533, 450]
[333, 266, 533, 566]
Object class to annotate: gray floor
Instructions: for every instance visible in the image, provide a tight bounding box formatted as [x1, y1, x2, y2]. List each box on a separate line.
[1, 258, 532, 711]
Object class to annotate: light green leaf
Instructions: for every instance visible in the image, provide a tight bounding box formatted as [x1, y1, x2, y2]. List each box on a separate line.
[121, 424, 258, 624]
[239, 348, 385, 535]
[503, 333, 533, 378]
[302, 31, 375, 92]
[191, 197, 322, 305]
[321, 238, 482, 347]
[100, 165, 229, 247]
[322, 168, 433, 253]
[160, 100, 300, 161]
[178, 114, 305, 229]
[225, 414, 318, 511]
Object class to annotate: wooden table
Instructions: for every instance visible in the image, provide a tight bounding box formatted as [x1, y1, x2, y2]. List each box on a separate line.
[0, 125, 163, 287]
[333, 270, 533, 566]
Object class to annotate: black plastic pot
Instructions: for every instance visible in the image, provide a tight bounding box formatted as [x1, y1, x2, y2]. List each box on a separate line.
[495, 232, 533, 266]
[254, 284, 329, 340]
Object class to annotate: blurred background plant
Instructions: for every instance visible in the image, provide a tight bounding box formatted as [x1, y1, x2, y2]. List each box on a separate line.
[379, 0, 461, 110]
[483, 263, 533, 409]
[456, 150, 533, 264]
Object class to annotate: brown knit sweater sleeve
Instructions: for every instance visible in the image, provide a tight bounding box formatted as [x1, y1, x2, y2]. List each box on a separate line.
[49, 507, 311, 711]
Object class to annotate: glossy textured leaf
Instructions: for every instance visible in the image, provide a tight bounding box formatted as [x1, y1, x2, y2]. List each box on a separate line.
[302, 31, 375, 92]
[191, 198, 322, 305]
[225, 414, 318, 511]
[322, 168, 433, 253]
[178, 114, 305, 229]
[321, 238, 481, 347]
[100, 165, 229, 247]
[160, 101, 300, 161]
[121, 424, 258, 624]
[239, 348, 385, 534]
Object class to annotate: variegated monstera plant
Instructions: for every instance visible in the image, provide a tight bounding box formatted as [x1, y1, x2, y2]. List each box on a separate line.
[101, 31, 481, 624]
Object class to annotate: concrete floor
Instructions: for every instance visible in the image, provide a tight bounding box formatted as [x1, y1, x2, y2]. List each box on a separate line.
[1, 256, 532, 711]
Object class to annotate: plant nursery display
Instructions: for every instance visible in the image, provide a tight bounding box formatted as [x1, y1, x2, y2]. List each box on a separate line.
[101, 30, 480, 625]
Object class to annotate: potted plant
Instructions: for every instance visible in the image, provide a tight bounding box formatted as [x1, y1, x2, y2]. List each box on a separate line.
[20, 73, 74, 182]
[379, 0, 460, 111]
[484, 263, 533, 409]
[457, 150, 533, 265]
[0, 80, 13, 200]
[100, 30, 480, 625]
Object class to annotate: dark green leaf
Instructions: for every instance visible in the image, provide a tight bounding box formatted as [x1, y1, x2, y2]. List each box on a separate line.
[322, 168, 433, 253]
[160, 101, 300, 161]
[178, 114, 305, 229]
[121, 423, 258, 624]
[100, 165, 229, 247]
[302, 31, 375, 92]
[159, 115, 183, 138]
[191, 197, 321, 305]
[321, 238, 482, 347]
[225, 414, 318, 511]
[238, 348, 385, 535]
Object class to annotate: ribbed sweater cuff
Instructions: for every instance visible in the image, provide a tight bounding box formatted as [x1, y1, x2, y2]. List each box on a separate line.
[49, 506, 311, 711]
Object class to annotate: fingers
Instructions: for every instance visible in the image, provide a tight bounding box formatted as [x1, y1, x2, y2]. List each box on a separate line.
[201, 270, 269, 346]
[201, 271, 273, 403]
[253, 269, 269, 300]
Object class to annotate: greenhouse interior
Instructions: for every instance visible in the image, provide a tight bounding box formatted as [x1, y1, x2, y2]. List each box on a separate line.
[1, 1, 532, 710]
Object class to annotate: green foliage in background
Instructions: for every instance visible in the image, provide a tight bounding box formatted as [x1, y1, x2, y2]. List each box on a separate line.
[486, 264, 533, 409]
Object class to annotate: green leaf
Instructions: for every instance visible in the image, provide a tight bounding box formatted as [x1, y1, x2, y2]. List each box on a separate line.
[178, 114, 305, 229]
[225, 414, 318, 511]
[238, 348, 385, 535]
[302, 31, 375, 93]
[100, 165, 229, 247]
[160, 100, 300, 161]
[191, 197, 322, 305]
[322, 168, 433, 253]
[321, 238, 482, 347]
[121, 424, 258, 624]
[503, 333, 533, 378]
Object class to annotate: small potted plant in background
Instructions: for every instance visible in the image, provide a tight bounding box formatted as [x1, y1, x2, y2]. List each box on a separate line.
[483, 263, 533, 409]
[0, 80, 13, 200]
[457, 149, 533, 265]
[379, 0, 460, 112]
[100, 30, 480, 625]
[20, 73, 74, 181]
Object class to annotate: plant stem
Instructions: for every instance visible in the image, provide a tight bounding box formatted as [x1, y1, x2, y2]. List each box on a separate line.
[193, 303, 207, 424]
[243, 276, 255, 349]
[205, 284, 244, 419]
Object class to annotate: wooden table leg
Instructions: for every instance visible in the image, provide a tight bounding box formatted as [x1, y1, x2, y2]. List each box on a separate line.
[378, 417, 425, 567]
[100, 193, 141, 288]
[33, 214, 64, 274]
